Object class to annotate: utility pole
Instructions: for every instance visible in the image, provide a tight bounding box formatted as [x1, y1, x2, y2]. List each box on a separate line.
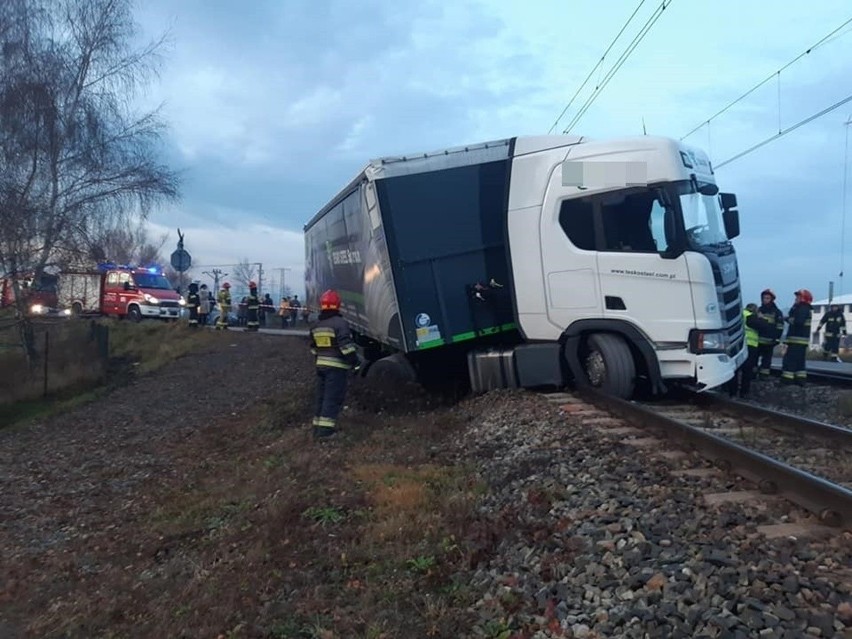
[841, 117, 851, 299]
[256, 262, 264, 295]
[203, 268, 227, 295]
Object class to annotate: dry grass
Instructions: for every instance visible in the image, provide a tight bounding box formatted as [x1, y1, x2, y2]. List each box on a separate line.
[0, 321, 106, 406]
[106, 319, 218, 374]
[0, 319, 218, 427]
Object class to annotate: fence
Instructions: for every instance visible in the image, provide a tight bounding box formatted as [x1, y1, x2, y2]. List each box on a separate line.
[0, 318, 109, 406]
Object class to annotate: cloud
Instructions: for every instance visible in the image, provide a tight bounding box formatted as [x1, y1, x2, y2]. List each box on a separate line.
[146, 218, 306, 298]
[132, 0, 852, 310]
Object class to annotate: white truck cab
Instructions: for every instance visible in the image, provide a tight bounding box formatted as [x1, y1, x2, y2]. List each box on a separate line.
[506, 135, 746, 397]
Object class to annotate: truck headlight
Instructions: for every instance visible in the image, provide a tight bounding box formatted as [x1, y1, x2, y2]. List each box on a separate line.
[179, 298, 186, 306]
[30, 304, 44, 314]
[689, 329, 728, 354]
[143, 294, 159, 305]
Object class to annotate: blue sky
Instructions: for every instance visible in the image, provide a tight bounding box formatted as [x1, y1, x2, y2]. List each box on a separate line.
[136, 0, 852, 307]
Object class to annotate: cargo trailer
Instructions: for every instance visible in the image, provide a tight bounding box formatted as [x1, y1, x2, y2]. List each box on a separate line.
[304, 135, 746, 399]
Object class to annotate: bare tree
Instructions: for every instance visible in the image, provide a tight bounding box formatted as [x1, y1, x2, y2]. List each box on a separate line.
[232, 258, 258, 288]
[0, 0, 180, 360]
[86, 219, 167, 266]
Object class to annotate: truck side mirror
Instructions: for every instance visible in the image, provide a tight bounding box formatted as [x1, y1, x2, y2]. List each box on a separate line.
[723, 209, 740, 240]
[660, 207, 684, 260]
[720, 192, 737, 210]
[123, 281, 133, 291]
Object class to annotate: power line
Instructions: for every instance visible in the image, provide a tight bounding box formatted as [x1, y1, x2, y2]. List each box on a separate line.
[563, 0, 674, 135]
[714, 92, 852, 170]
[681, 16, 852, 141]
[548, 0, 649, 135]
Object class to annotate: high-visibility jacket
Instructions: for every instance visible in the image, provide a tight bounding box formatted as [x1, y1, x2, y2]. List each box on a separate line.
[784, 302, 812, 346]
[743, 309, 759, 348]
[217, 289, 231, 309]
[310, 312, 359, 370]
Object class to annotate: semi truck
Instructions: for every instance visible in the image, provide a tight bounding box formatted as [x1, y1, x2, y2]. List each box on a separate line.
[303, 134, 746, 399]
[57, 262, 185, 321]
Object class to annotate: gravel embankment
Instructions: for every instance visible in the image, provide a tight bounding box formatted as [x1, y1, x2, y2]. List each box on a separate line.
[643, 404, 852, 489]
[448, 391, 852, 639]
[747, 377, 852, 430]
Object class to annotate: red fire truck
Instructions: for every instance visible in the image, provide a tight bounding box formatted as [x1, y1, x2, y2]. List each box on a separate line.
[0, 272, 61, 316]
[58, 263, 185, 321]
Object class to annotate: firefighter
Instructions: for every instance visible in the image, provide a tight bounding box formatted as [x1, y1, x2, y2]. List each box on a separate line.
[754, 288, 784, 380]
[309, 289, 360, 439]
[246, 281, 260, 332]
[818, 303, 846, 362]
[781, 289, 813, 385]
[728, 303, 760, 398]
[216, 282, 232, 330]
[186, 282, 200, 328]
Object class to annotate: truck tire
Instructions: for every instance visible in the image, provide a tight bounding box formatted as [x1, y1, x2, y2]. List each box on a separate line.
[583, 333, 636, 399]
[127, 306, 142, 323]
[365, 353, 417, 384]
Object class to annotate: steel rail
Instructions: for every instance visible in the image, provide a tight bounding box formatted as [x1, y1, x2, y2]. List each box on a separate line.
[769, 366, 852, 387]
[695, 392, 852, 445]
[578, 387, 852, 529]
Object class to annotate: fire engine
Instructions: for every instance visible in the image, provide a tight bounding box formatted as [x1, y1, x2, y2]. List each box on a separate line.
[0, 272, 62, 316]
[58, 263, 185, 321]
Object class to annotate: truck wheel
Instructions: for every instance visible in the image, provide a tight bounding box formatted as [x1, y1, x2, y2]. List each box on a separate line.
[127, 306, 142, 323]
[583, 333, 636, 399]
[365, 353, 417, 384]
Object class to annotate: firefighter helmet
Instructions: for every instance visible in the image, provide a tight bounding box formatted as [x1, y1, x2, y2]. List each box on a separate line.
[760, 288, 775, 301]
[222, 282, 231, 289]
[248, 281, 257, 288]
[795, 289, 813, 304]
[320, 289, 341, 311]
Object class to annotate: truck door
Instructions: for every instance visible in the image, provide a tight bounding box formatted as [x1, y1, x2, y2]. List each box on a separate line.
[593, 189, 694, 344]
[102, 271, 123, 315]
[539, 168, 603, 333]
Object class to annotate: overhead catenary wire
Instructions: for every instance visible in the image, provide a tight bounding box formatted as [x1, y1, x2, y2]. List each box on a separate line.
[547, 0, 649, 135]
[714, 92, 852, 170]
[681, 16, 852, 141]
[563, 0, 674, 135]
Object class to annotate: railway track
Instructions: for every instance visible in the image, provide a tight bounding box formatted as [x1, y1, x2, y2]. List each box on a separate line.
[770, 363, 852, 387]
[563, 387, 852, 531]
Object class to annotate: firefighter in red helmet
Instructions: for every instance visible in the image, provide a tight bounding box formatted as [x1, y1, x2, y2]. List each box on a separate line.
[309, 289, 360, 439]
[754, 288, 784, 380]
[781, 289, 813, 385]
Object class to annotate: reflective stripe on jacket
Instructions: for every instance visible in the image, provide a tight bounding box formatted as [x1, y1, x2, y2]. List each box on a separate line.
[784, 302, 812, 346]
[310, 313, 358, 370]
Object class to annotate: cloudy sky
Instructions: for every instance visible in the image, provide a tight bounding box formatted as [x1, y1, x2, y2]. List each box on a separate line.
[135, 0, 852, 307]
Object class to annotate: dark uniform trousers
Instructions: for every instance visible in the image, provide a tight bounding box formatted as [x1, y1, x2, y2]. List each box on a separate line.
[821, 311, 846, 357]
[310, 314, 359, 437]
[187, 293, 200, 327]
[781, 302, 812, 384]
[246, 292, 260, 331]
[755, 305, 784, 378]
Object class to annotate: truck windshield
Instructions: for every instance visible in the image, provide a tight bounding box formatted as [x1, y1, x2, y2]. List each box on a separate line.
[133, 273, 173, 290]
[672, 180, 729, 249]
